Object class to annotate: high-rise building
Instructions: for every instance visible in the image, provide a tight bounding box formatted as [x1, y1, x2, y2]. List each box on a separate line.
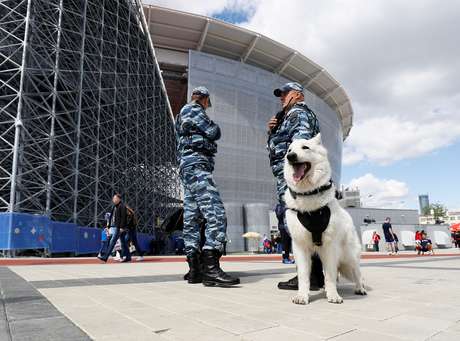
[418, 194, 430, 214]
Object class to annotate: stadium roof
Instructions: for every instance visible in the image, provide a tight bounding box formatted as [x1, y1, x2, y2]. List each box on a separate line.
[144, 5, 353, 139]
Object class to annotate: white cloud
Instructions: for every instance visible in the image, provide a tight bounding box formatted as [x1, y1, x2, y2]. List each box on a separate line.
[346, 173, 409, 208]
[242, 1, 460, 165]
[343, 110, 460, 165]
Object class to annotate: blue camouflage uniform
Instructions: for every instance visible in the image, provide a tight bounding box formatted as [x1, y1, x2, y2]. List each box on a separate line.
[175, 87, 227, 257]
[268, 82, 320, 207]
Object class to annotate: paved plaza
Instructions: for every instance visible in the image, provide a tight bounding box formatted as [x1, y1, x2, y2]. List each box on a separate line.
[1, 250, 460, 340]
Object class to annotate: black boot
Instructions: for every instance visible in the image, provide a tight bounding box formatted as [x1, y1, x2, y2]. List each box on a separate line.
[310, 254, 325, 290]
[186, 253, 202, 284]
[278, 255, 325, 291]
[201, 250, 240, 287]
[277, 275, 298, 290]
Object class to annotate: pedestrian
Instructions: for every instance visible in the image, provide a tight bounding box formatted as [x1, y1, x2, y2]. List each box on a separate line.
[263, 236, 272, 254]
[124, 205, 144, 262]
[98, 227, 109, 258]
[393, 232, 399, 253]
[382, 217, 395, 255]
[267, 82, 324, 291]
[454, 231, 460, 248]
[175, 86, 239, 286]
[372, 231, 381, 252]
[416, 232, 434, 255]
[275, 203, 294, 263]
[98, 193, 130, 263]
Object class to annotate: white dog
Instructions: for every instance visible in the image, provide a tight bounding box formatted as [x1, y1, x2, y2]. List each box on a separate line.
[284, 134, 366, 305]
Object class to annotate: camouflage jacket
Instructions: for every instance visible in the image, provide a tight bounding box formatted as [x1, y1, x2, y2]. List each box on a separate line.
[175, 100, 221, 172]
[267, 101, 320, 173]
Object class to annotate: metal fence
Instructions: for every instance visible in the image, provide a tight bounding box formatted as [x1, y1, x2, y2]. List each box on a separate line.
[0, 0, 180, 232]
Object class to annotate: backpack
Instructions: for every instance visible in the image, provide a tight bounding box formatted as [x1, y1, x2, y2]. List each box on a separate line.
[126, 206, 138, 230]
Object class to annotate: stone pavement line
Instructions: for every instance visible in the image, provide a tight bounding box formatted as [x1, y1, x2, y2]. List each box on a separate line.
[0, 267, 91, 341]
[22, 255, 460, 289]
[1, 250, 458, 266]
[29, 267, 296, 289]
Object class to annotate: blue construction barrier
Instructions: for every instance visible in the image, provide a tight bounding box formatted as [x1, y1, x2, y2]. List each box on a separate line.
[137, 233, 153, 253]
[0, 212, 153, 256]
[76, 227, 101, 255]
[50, 221, 78, 253]
[0, 213, 51, 251]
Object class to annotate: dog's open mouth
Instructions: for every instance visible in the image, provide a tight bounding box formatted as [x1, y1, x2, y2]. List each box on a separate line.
[292, 162, 311, 182]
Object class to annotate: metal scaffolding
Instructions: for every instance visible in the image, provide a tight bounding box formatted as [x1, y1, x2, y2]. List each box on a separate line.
[0, 0, 180, 232]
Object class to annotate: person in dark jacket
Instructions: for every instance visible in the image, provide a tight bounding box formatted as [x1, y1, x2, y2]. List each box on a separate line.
[275, 203, 294, 264]
[98, 193, 130, 262]
[382, 217, 395, 255]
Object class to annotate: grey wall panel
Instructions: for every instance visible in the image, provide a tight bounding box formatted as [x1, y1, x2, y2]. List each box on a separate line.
[188, 50, 343, 205]
[224, 202, 245, 252]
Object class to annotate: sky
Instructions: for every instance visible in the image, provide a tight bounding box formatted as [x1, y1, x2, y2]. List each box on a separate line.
[146, 0, 460, 211]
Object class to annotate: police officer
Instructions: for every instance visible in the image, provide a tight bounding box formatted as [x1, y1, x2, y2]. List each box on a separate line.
[176, 86, 240, 287]
[267, 82, 325, 291]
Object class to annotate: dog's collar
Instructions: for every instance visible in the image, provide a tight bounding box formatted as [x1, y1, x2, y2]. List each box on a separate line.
[288, 179, 333, 200]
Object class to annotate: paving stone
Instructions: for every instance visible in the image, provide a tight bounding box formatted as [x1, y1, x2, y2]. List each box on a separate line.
[205, 315, 278, 335]
[5, 297, 61, 322]
[330, 329, 406, 341]
[429, 330, 460, 341]
[281, 315, 357, 339]
[9, 316, 90, 341]
[241, 326, 321, 341]
[159, 319, 240, 341]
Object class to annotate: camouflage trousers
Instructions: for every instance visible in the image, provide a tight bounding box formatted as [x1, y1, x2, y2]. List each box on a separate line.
[272, 160, 288, 232]
[180, 165, 227, 257]
[271, 161, 287, 205]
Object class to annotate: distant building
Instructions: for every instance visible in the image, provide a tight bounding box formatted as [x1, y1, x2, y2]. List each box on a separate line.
[419, 215, 436, 225]
[339, 188, 361, 208]
[446, 211, 460, 225]
[346, 207, 419, 227]
[418, 194, 430, 214]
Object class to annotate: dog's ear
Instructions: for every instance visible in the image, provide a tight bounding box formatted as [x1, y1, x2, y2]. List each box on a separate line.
[311, 133, 322, 145]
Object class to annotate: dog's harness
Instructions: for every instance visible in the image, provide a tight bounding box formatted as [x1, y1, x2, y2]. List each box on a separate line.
[287, 179, 333, 246]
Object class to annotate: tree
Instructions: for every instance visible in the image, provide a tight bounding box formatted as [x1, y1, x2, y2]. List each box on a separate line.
[427, 203, 447, 224]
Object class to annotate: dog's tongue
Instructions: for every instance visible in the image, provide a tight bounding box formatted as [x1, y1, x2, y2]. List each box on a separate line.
[293, 163, 306, 182]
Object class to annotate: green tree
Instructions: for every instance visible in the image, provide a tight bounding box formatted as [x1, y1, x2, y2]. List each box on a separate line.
[427, 203, 447, 223]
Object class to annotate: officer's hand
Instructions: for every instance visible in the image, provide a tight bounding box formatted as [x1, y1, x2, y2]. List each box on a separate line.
[267, 116, 278, 131]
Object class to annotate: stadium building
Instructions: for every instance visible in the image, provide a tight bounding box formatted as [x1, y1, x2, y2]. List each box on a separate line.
[143, 5, 354, 251]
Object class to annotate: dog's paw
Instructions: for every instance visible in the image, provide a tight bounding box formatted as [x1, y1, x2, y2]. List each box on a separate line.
[354, 287, 367, 296]
[291, 294, 309, 305]
[327, 294, 343, 304]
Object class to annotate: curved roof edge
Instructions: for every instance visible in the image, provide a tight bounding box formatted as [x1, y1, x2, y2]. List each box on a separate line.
[143, 5, 353, 139]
